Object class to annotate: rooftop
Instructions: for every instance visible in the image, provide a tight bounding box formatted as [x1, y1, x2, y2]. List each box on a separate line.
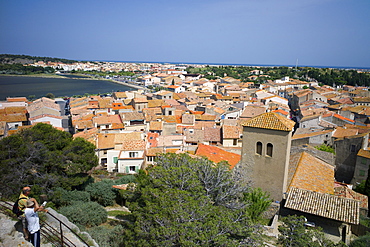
[195, 143, 241, 169]
[285, 187, 359, 224]
[242, 112, 295, 132]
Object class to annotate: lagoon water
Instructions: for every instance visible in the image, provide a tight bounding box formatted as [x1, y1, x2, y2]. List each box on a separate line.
[0, 75, 135, 100]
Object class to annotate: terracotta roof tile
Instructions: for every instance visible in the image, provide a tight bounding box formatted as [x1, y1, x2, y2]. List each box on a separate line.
[120, 112, 145, 121]
[133, 97, 148, 103]
[0, 121, 6, 135]
[6, 97, 28, 102]
[147, 99, 165, 108]
[285, 187, 359, 224]
[240, 106, 266, 119]
[73, 128, 98, 144]
[121, 140, 146, 151]
[194, 121, 216, 129]
[195, 143, 241, 169]
[182, 114, 195, 125]
[93, 115, 122, 125]
[334, 182, 368, 208]
[97, 133, 116, 149]
[114, 132, 142, 143]
[332, 127, 358, 138]
[357, 149, 370, 159]
[146, 147, 164, 156]
[242, 112, 295, 132]
[113, 92, 127, 98]
[98, 98, 113, 109]
[288, 152, 334, 194]
[204, 127, 221, 142]
[149, 121, 163, 131]
[222, 125, 242, 139]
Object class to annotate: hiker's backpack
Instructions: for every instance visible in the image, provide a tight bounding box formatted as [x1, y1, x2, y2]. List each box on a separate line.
[12, 197, 27, 216]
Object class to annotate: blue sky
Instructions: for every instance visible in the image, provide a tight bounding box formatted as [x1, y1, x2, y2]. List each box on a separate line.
[0, 0, 369, 67]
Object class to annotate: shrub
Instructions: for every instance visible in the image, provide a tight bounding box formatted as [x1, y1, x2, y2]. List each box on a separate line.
[87, 225, 125, 247]
[85, 180, 116, 206]
[349, 234, 370, 247]
[114, 175, 136, 184]
[315, 144, 335, 154]
[244, 188, 272, 223]
[52, 187, 90, 207]
[59, 201, 107, 227]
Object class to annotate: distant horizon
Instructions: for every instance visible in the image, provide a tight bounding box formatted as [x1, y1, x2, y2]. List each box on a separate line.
[4, 53, 370, 70]
[1, 1, 369, 69]
[99, 59, 370, 70]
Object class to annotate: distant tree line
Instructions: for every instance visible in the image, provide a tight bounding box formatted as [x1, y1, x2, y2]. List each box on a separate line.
[186, 65, 370, 86]
[0, 54, 80, 64]
[0, 63, 55, 75]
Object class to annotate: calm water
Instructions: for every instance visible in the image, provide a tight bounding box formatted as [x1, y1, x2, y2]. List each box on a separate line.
[0, 75, 135, 100]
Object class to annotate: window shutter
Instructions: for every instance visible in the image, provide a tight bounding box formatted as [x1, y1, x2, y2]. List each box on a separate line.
[113, 157, 118, 164]
[125, 166, 129, 173]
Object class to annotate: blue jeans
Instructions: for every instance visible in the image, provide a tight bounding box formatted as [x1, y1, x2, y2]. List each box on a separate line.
[29, 230, 40, 247]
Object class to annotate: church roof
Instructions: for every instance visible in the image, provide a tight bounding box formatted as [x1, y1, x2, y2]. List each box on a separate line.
[242, 112, 295, 132]
[285, 187, 359, 224]
[288, 152, 334, 194]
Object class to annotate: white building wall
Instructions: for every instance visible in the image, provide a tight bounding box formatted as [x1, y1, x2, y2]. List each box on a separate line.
[31, 117, 63, 128]
[107, 150, 120, 172]
[117, 159, 143, 173]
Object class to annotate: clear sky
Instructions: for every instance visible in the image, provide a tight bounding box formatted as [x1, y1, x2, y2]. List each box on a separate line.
[0, 0, 369, 67]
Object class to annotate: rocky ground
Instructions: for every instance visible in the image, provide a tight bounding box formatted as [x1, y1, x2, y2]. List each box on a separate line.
[0, 206, 98, 247]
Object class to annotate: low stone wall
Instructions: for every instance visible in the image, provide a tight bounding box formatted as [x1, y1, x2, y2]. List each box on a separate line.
[45, 208, 99, 247]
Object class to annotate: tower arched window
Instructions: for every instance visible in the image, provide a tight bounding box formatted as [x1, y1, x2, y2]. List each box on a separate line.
[266, 143, 273, 157]
[256, 142, 262, 155]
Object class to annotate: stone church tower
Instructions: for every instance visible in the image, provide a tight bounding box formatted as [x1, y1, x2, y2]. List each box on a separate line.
[241, 112, 295, 202]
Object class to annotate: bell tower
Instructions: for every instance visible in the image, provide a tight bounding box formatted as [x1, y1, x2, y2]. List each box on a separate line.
[241, 112, 295, 202]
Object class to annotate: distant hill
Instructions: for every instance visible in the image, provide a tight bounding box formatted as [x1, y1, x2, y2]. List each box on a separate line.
[0, 54, 79, 65]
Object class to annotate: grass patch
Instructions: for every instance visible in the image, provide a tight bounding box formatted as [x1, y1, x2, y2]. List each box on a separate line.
[107, 210, 130, 217]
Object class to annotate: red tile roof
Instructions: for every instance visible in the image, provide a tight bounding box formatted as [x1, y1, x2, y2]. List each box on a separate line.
[288, 152, 334, 194]
[242, 112, 295, 132]
[195, 143, 241, 169]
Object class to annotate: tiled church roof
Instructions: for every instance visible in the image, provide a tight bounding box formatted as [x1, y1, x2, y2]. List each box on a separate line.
[242, 112, 295, 132]
[285, 187, 359, 224]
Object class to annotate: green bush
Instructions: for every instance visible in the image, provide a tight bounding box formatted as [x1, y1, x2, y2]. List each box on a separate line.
[315, 144, 335, 154]
[243, 188, 272, 223]
[59, 201, 107, 227]
[52, 187, 90, 207]
[85, 180, 116, 206]
[114, 175, 136, 184]
[87, 225, 125, 247]
[349, 234, 370, 247]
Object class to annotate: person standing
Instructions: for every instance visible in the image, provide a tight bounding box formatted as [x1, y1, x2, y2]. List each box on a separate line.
[18, 186, 31, 240]
[24, 198, 47, 247]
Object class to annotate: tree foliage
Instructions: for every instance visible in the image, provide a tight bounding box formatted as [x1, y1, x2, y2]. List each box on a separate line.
[186, 65, 370, 86]
[87, 225, 125, 247]
[121, 153, 260, 246]
[59, 201, 107, 227]
[0, 123, 98, 198]
[0, 63, 56, 75]
[349, 233, 370, 247]
[52, 187, 91, 207]
[315, 144, 335, 154]
[243, 188, 272, 224]
[0, 54, 79, 64]
[278, 215, 344, 247]
[85, 180, 117, 207]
